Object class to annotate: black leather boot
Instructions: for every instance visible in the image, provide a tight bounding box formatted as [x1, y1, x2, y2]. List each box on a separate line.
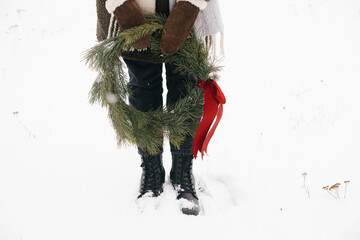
[138, 149, 165, 199]
[170, 142, 200, 215]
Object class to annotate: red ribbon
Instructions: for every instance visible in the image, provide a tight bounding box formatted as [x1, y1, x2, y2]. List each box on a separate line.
[193, 78, 226, 159]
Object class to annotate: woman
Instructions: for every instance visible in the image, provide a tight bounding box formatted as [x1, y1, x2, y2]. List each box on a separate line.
[95, 0, 223, 216]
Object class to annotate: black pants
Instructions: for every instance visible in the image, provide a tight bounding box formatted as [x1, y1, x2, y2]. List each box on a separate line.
[124, 58, 194, 156]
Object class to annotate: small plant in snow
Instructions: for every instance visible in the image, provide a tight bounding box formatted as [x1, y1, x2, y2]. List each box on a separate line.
[344, 180, 350, 198]
[13, 111, 36, 138]
[329, 183, 341, 199]
[323, 183, 341, 199]
[302, 172, 310, 198]
[323, 180, 350, 199]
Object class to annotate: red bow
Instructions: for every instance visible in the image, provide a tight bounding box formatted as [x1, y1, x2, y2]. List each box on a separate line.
[193, 78, 226, 159]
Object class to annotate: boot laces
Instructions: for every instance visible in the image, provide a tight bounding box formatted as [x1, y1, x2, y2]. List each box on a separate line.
[177, 156, 196, 195]
[139, 156, 162, 197]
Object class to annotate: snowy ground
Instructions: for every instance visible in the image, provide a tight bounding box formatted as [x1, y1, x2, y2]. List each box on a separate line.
[1, 0, 360, 239]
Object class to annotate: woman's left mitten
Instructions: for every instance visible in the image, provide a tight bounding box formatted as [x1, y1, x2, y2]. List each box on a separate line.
[160, 1, 205, 55]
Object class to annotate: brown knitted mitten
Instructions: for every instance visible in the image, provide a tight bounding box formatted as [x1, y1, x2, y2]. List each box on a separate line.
[160, 1, 200, 55]
[113, 0, 151, 50]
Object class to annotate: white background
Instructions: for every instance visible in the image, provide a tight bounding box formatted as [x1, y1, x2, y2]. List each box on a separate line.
[1, 0, 360, 239]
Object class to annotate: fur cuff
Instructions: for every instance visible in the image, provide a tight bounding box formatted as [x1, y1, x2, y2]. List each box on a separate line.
[134, 0, 156, 14]
[177, 0, 209, 10]
[105, 0, 127, 13]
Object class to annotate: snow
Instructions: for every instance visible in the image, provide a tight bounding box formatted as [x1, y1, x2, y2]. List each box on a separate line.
[178, 198, 196, 210]
[105, 93, 119, 104]
[135, 192, 162, 212]
[105, 0, 127, 14]
[1, 0, 360, 240]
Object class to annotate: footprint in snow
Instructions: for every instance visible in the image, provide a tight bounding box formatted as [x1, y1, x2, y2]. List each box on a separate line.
[196, 173, 240, 214]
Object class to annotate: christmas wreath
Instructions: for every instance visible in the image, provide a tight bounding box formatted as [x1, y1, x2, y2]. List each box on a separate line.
[84, 14, 225, 158]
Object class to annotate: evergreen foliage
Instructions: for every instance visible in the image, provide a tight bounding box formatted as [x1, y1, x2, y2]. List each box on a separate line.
[83, 14, 221, 154]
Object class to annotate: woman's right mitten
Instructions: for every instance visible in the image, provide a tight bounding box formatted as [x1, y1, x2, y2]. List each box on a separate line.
[106, 0, 151, 49]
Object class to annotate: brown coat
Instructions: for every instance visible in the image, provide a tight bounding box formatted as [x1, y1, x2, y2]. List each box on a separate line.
[96, 0, 111, 42]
